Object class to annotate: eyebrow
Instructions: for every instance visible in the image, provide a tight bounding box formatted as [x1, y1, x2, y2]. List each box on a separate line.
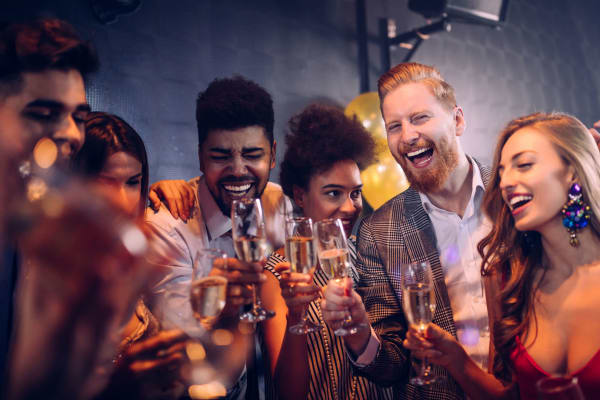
[99, 172, 143, 180]
[499, 150, 536, 168]
[321, 183, 363, 190]
[242, 147, 265, 153]
[410, 109, 429, 117]
[509, 150, 536, 162]
[25, 99, 91, 113]
[208, 147, 266, 153]
[76, 104, 92, 113]
[384, 109, 429, 126]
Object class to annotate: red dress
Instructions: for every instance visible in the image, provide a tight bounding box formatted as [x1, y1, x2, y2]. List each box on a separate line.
[510, 336, 600, 399]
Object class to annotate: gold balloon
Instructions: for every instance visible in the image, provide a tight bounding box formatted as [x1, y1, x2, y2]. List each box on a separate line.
[345, 92, 409, 210]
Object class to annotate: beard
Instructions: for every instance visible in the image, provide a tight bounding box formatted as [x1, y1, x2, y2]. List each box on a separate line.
[211, 176, 269, 218]
[398, 135, 459, 193]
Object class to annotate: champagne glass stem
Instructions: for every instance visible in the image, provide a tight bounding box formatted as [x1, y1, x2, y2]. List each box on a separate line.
[251, 284, 258, 308]
[300, 304, 309, 324]
[343, 311, 352, 325]
[417, 326, 434, 382]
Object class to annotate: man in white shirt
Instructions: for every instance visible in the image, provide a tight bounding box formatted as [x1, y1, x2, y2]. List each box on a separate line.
[148, 75, 289, 319]
[147, 76, 289, 398]
[322, 62, 491, 399]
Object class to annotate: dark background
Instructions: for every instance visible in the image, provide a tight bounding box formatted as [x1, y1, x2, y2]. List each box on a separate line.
[5, 0, 600, 185]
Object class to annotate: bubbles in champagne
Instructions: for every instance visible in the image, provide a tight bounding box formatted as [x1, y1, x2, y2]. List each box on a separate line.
[402, 283, 436, 330]
[190, 276, 227, 325]
[319, 248, 349, 280]
[285, 236, 317, 274]
[233, 236, 267, 262]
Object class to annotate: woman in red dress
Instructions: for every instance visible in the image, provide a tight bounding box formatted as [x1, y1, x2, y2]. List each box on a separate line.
[404, 112, 600, 399]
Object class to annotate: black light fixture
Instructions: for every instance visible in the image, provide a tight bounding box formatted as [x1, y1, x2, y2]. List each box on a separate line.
[408, 0, 447, 20]
[376, 0, 510, 74]
[91, 0, 142, 25]
[408, 0, 510, 27]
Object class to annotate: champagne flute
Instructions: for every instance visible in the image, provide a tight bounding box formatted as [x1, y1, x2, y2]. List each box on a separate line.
[285, 217, 322, 334]
[314, 218, 358, 336]
[231, 198, 274, 322]
[401, 260, 438, 385]
[190, 248, 228, 328]
[536, 376, 585, 400]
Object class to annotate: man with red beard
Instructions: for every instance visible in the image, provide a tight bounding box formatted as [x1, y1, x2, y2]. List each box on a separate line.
[321, 62, 492, 399]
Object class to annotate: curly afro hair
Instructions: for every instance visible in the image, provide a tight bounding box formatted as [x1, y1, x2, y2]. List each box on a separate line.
[195, 75, 274, 147]
[280, 103, 376, 199]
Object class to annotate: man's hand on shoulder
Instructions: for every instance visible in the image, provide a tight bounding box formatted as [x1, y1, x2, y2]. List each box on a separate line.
[149, 180, 196, 221]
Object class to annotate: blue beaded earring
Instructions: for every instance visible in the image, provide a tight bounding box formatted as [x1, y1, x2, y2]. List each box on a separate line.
[561, 183, 591, 247]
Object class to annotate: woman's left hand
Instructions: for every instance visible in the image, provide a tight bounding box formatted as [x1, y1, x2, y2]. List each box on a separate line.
[117, 329, 187, 379]
[274, 262, 320, 320]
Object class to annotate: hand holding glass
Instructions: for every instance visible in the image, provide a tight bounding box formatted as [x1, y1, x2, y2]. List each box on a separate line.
[190, 248, 228, 328]
[314, 218, 358, 336]
[231, 198, 274, 322]
[536, 376, 585, 400]
[285, 217, 322, 334]
[401, 260, 438, 385]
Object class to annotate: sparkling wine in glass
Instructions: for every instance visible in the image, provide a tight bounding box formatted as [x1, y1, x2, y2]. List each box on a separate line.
[231, 198, 274, 322]
[319, 247, 350, 281]
[190, 249, 228, 328]
[314, 218, 359, 336]
[536, 376, 585, 400]
[285, 217, 322, 335]
[401, 260, 438, 385]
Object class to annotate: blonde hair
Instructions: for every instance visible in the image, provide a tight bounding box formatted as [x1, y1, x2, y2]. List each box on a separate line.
[377, 62, 457, 111]
[478, 112, 600, 382]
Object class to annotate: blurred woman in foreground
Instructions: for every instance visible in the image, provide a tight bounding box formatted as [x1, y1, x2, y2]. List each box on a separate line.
[404, 112, 600, 399]
[74, 112, 187, 399]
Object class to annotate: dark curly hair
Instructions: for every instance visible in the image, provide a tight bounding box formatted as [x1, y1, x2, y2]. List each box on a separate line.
[195, 76, 274, 148]
[0, 18, 98, 97]
[280, 104, 376, 199]
[73, 112, 149, 216]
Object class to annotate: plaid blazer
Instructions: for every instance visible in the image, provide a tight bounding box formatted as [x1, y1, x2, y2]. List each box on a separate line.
[354, 160, 491, 400]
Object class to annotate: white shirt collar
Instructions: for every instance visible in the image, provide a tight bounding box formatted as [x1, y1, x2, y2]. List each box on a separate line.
[197, 176, 231, 241]
[420, 156, 485, 217]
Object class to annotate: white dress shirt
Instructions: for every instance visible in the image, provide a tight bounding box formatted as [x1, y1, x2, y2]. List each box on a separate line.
[419, 157, 491, 369]
[353, 157, 492, 371]
[146, 175, 290, 329]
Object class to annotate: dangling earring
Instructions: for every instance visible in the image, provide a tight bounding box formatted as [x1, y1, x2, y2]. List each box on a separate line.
[561, 183, 591, 247]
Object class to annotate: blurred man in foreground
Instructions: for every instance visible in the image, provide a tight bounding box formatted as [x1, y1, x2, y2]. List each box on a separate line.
[0, 19, 154, 400]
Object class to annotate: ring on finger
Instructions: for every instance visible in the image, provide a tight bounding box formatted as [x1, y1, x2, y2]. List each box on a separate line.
[157, 349, 168, 357]
[230, 286, 241, 296]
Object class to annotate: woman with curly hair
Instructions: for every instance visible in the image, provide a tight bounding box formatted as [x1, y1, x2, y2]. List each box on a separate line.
[403, 112, 600, 399]
[260, 104, 393, 399]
